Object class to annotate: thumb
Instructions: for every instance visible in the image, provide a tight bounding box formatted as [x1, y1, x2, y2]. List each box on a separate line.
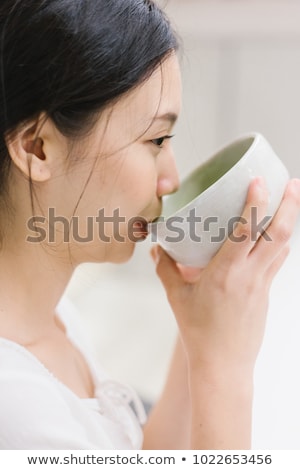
[151, 245, 182, 291]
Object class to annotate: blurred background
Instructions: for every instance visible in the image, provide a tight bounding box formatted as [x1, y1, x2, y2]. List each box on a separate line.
[63, 0, 300, 449]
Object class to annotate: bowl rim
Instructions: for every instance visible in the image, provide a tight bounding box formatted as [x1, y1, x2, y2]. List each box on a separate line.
[149, 131, 262, 225]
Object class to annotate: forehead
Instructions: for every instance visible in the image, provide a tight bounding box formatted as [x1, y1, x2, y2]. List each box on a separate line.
[108, 54, 182, 134]
[134, 53, 182, 121]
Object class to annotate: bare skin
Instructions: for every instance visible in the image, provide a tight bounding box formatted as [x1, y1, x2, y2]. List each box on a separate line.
[0, 55, 181, 400]
[0, 52, 299, 448]
[144, 177, 300, 449]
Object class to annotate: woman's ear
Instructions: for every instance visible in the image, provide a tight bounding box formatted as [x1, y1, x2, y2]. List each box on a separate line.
[5, 114, 52, 183]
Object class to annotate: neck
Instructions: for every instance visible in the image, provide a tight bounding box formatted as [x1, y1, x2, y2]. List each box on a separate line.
[0, 235, 75, 345]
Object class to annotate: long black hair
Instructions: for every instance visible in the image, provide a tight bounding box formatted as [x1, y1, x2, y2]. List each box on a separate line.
[0, 0, 178, 196]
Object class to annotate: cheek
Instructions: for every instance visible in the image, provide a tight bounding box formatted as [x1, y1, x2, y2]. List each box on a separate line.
[124, 178, 157, 218]
[83, 146, 157, 214]
[115, 159, 157, 205]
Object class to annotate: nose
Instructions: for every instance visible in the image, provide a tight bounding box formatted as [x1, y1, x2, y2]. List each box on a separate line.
[156, 147, 180, 198]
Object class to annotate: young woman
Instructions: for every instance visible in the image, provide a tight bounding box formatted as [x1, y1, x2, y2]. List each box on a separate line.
[0, 0, 299, 450]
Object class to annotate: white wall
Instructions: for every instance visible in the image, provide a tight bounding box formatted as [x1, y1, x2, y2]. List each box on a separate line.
[64, 0, 300, 449]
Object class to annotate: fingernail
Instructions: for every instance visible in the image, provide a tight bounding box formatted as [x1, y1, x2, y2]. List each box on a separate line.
[151, 245, 161, 265]
[156, 245, 162, 263]
[150, 247, 157, 263]
[290, 178, 300, 192]
[255, 176, 266, 190]
[253, 177, 269, 205]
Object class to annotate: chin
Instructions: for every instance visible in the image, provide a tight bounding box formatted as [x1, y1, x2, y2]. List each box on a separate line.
[107, 241, 137, 265]
[68, 248, 133, 267]
[109, 243, 135, 264]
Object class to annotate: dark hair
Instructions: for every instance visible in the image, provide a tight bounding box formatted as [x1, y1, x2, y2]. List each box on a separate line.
[0, 0, 178, 197]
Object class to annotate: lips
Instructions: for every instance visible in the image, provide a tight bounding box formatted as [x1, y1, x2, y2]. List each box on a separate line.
[131, 209, 162, 240]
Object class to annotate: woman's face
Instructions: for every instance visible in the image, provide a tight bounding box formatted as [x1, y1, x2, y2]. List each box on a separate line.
[30, 54, 182, 264]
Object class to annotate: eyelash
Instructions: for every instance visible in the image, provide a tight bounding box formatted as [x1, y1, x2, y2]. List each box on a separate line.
[151, 135, 175, 148]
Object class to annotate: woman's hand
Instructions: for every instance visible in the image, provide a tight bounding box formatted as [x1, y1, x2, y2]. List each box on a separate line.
[151, 177, 300, 449]
[152, 178, 300, 376]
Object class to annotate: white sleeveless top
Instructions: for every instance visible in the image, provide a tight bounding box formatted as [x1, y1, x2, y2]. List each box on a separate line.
[0, 297, 146, 450]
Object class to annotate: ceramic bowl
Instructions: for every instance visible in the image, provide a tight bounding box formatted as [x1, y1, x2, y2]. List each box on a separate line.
[148, 132, 289, 267]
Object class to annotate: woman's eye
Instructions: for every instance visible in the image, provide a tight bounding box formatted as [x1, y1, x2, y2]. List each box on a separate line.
[151, 135, 174, 148]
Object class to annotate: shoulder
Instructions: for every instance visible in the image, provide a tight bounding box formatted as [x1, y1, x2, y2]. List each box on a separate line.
[0, 339, 112, 449]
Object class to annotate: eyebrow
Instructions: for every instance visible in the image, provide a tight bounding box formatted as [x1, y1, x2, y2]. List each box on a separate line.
[152, 112, 178, 125]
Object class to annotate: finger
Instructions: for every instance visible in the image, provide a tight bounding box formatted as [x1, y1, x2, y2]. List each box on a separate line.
[216, 177, 269, 264]
[265, 244, 290, 287]
[250, 179, 300, 269]
[150, 245, 159, 264]
[177, 264, 203, 284]
[151, 245, 182, 291]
